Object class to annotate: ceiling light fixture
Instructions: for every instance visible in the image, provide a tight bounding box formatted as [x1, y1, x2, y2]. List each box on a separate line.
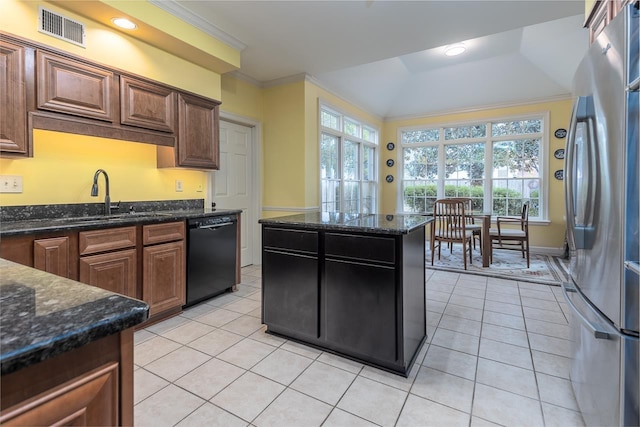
[444, 43, 466, 57]
[112, 18, 137, 30]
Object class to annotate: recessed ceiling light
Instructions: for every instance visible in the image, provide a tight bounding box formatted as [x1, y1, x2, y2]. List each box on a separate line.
[112, 18, 137, 30]
[444, 43, 466, 57]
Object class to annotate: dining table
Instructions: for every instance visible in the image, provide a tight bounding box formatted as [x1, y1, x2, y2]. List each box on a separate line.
[471, 213, 492, 267]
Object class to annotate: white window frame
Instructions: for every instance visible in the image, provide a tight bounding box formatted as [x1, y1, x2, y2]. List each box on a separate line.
[397, 112, 549, 221]
[319, 102, 379, 214]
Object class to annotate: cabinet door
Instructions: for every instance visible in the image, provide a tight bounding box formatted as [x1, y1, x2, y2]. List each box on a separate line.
[262, 250, 319, 339]
[0, 40, 28, 155]
[143, 241, 185, 317]
[79, 249, 137, 297]
[34, 237, 69, 278]
[0, 363, 118, 426]
[176, 92, 220, 169]
[37, 51, 115, 122]
[120, 75, 176, 133]
[325, 259, 397, 363]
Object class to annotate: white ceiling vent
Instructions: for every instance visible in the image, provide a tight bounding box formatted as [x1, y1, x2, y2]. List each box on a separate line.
[38, 6, 86, 48]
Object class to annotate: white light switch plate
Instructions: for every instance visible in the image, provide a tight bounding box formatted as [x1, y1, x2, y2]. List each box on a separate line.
[0, 175, 23, 193]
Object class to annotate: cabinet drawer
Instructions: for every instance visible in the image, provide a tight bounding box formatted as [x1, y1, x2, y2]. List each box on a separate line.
[325, 233, 396, 264]
[263, 227, 318, 254]
[143, 221, 185, 245]
[79, 227, 136, 255]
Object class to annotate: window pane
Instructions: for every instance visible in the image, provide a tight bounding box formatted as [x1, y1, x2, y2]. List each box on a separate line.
[492, 119, 542, 136]
[401, 129, 439, 143]
[343, 181, 360, 213]
[492, 139, 540, 179]
[403, 146, 438, 179]
[361, 182, 376, 214]
[444, 125, 486, 140]
[344, 118, 361, 138]
[363, 146, 376, 181]
[363, 127, 377, 144]
[321, 109, 340, 130]
[321, 134, 339, 179]
[403, 180, 437, 213]
[343, 141, 359, 180]
[321, 179, 341, 212]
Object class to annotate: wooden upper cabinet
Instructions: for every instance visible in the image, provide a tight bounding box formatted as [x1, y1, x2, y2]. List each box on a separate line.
[120, 75, 176, 133]
[36, 50, 115, 122]
[0, 39, 29, 156]
[176, 92, 220, 169]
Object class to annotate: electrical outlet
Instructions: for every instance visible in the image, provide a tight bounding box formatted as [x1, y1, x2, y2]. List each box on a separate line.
[175, 179, 183, 192]
[196, 183, 203, 192]
[0, 175, 23, 193]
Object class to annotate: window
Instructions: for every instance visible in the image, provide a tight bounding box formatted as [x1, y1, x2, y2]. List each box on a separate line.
[320, 106, 378, 213]
[400, 116, 545, 219]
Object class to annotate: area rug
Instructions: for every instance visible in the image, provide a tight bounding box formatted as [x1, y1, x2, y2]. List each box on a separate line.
[426, 245, 569, 286]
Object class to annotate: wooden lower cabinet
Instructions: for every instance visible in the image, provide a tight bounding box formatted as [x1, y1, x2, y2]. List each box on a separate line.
[143, 241, 185, 317]
[1, 363, 118, 426]
[79, 249, 137, 297]
[34, 236, 70, 278]
[1, 330, 133, 427]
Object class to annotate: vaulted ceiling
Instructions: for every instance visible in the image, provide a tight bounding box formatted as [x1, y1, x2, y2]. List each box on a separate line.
[153, 0, 589, 119]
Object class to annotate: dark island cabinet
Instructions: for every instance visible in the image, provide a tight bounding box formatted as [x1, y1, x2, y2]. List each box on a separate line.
[262, 227, 319, 340]
[261, 223, 427, 376]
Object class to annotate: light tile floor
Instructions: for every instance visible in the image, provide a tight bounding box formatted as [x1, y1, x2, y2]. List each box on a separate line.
[134, 266, 586, 427]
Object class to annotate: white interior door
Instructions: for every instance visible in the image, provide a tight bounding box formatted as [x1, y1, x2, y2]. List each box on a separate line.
[214, 120, 254, 266]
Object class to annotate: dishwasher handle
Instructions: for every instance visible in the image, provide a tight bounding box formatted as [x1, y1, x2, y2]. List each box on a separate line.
[196, 222, 235, 230]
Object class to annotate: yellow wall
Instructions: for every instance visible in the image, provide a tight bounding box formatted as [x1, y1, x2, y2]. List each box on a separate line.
[261, 82, 307, 208]
[0, 131, 206, 206]
[0, 0, 233, 207]
[382, 99, 573, 249]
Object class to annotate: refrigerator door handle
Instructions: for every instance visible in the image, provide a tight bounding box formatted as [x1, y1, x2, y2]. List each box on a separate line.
[565, 98, 581, 250]
[625, 261, 640, 276]
[562, 282, 611, 339]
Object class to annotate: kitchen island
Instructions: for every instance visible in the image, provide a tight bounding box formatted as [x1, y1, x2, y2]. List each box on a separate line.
[259, 212, 432, 376]
[0, 259, 148, 426]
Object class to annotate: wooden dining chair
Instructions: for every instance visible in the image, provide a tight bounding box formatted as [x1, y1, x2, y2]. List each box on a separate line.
[431, 199, 473, 270]
[451, 197, 482, 252]
[489, 202, 530, 267]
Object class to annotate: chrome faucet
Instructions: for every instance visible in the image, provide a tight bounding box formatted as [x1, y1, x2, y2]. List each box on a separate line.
[91, 169, 114, 215]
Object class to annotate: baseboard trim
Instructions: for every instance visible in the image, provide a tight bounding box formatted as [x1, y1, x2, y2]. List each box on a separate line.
[530, 246, 565, 257]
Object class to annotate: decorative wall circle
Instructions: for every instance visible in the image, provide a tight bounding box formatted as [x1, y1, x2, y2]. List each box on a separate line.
[554, 148, 565, 160]
[386, 159, 395, 167]
[386, 142, 395, 151]
[554, 128, 567, 139]
[386, 174, 394, 183]
[554, 170, 564, 180]
[386, 215, 394, 221]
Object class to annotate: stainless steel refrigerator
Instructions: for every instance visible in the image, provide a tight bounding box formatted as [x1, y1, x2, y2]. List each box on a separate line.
[563, 3, 639, 426]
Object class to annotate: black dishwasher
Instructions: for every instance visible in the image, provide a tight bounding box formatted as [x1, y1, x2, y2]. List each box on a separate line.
[185, 215, 237, 307]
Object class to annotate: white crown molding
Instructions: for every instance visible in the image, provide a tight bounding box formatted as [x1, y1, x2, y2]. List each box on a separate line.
[227, 70, 263, 87]
[149, 0, 246, 51]
[262, 206, 320, 213]
[305, 75, 384, 123]
[385, 93, 573, 122]
[261, 72, 309, 88]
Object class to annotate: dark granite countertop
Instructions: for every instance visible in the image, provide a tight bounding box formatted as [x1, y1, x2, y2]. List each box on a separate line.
[0, 208, 241, 237]
[0, 259, 149, 375]
[259, 212, 433, 235]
